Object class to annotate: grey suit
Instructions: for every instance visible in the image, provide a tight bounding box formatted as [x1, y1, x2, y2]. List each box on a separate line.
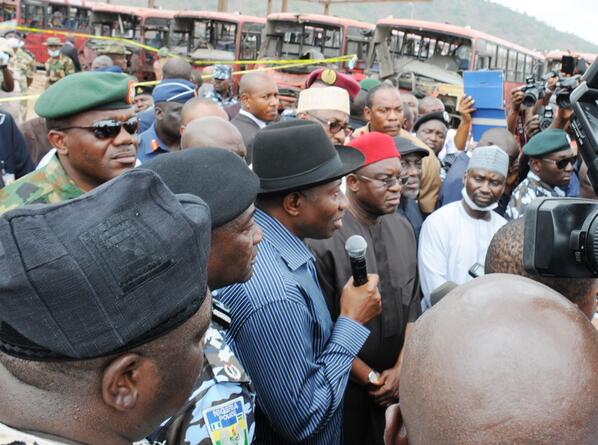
[231, 112, 261, 164]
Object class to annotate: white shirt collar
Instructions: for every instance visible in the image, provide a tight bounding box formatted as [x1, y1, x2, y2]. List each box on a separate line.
[239, 109, 267, 129]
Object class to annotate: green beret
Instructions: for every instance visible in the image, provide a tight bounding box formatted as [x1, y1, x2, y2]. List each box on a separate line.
[360, 78, 381, 92]
[522, 129, 571, 157]
[35, 72, 134, 119]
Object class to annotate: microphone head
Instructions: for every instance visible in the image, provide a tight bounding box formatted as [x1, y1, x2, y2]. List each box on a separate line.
[345, 235, 368, 259]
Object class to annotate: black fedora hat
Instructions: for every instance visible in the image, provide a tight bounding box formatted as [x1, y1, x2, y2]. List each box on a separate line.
[253, 120, 365, 193]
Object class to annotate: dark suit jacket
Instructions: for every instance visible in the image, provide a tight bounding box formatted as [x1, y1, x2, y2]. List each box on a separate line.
[60, 43, 81, 72]
[230, 112, 260, 164]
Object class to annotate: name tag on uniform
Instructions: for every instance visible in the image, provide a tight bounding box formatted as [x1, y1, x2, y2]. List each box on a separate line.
[202, 396, 249, 445]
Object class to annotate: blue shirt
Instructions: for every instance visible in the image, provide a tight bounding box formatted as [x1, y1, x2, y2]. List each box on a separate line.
[137, 124, 170, 164]
[218, 209, 370, 445]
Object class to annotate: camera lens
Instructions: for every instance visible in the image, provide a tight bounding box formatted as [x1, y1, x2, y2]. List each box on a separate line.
[523, 89, 538, 107]
[556, 91, 571, 109]
[581, 211, 598, 274]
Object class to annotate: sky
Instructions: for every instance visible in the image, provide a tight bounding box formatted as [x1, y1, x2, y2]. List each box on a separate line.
[491, 0, 597, 46]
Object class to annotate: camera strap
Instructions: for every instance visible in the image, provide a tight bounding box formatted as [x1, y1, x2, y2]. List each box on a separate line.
[516, 110, 526, 149]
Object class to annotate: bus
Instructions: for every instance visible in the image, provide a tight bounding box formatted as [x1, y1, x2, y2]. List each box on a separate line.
[544, 49, 596, 75]
[0, 0, 16, 22]
[170, 10, 265, 79]
[260, 12, 374, 106]
[366, 18, 545, 114]
[5, 0, 92, 64]
[89, 3, 176, 79]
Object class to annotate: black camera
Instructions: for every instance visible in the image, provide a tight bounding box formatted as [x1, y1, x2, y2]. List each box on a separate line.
[555, 75, 581, 109]
[523, 58, 598, 278]
[522, 76, 545, 107]
[524, 198, 598, 278]
[539, 106, 554, 130]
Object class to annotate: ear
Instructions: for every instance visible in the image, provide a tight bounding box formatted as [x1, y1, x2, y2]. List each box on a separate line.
[179, 124, 186, 136]
[462, 170, 469, 185]
[383, 403, 409, 445]
[101, 353, 155, 412]
[346, 173, 360, 193]
[364, 106, 372, 122]
[529, 158, 541, 173]
[154, 105, 164, 121]
[48, 130, 69, 156]
[282, 191, 303, 217]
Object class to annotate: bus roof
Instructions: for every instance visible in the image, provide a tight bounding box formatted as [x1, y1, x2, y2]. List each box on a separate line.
[47, 0, 93, 8]
[91, 3, 176, 19]
[174, 10, 265, 24]
[267, 12, 373, 31]
[544, 49, 596, 63]
[376, 17, 543, 59]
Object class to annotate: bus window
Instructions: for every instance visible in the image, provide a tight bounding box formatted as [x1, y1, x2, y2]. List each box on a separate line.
[192, 20, 211, 50]
[525, 56, 533, 78]
[21, 1, 44, 27]
[506, 49, 517, 81]
[240, 22, 262, 60]
[213, 21, 237, 53]
[516, 52, 525, 82]
[496, 46, 507, 72]
[323, 27, 341, 57]
[455, 44, 471, 70]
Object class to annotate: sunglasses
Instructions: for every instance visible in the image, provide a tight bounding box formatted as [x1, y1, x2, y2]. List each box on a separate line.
[307, 112, 352, 136]
[541, 155, 577, 170]
[56, 116, 139, 140]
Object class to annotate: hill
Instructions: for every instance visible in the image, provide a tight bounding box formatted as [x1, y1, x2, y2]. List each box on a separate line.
[113, 0, 598, 54]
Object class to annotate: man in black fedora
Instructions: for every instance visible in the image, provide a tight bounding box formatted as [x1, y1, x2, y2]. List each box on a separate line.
[218, 120, 382, 444]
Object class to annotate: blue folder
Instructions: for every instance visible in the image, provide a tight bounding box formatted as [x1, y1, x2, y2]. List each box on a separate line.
[463, 70, 507, 141]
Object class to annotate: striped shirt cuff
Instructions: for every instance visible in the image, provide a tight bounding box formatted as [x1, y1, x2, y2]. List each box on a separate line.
[329, 316, 370, 356]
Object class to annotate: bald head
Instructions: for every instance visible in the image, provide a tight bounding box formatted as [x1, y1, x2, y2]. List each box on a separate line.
[418, 96, 444, 116]
[162, 58, 192, 80]
[479, 128, 519, 159]
[485, 218, 597, 319]
[181, 117, 246, 159]
[399, 274, 598, 445]
[180, 97, 228, 128]
[239, 72, 276, 95]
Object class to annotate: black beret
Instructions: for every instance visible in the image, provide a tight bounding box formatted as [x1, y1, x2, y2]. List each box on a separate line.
[0, 170, 211, 360]
[143, 148, 259, 228]
[413, 110, 450, 132]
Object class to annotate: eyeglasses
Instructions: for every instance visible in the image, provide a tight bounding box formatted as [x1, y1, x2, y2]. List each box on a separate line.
[306, 112, 352, 136]
[56, 116, 139, 140]
[541, 155, 577, 170]
[359, 174, 409, 188]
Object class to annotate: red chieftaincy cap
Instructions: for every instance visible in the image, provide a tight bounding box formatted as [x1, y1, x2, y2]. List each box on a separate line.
[347, 132, 400, 167]
[305, 68, 361, 99]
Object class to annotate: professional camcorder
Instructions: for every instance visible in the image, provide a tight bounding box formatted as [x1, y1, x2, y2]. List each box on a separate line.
[524, 58, 598, 278]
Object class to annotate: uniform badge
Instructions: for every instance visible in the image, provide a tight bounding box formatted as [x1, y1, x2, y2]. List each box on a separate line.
[127, 80, 136, 103]
[321, 69, 337, 85]
[203, 396, 250, 445]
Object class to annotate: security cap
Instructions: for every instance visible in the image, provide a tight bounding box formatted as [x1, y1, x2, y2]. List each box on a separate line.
[0, 169, 211, 360]
[413, 110, 450, 132]
[34, 71, 134, 119]
[213, 64, 232, 80]
[143, 148, 259, 228]
[523, 129, 571, 157]
[152, 78, 196, 104]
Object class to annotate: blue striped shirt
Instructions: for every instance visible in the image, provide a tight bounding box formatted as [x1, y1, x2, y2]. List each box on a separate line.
[217, 209, 370, 444]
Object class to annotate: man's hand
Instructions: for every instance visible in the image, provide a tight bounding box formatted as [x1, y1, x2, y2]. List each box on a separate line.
[368, 366, 401, 408]
[339, 274, 381, 325]
[458, 95, 476, 125]
[510, 88, 524, 113]
[524, 115, 541, 140]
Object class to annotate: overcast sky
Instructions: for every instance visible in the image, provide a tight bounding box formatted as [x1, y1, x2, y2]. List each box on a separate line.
[491, 0, 597, 45]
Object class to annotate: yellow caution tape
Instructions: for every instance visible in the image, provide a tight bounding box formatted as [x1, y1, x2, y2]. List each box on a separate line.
[0, 23, 357, 66]
[0, 56, 358, 103]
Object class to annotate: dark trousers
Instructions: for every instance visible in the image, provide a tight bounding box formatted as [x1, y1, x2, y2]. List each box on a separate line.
[342, 381, 385, 445]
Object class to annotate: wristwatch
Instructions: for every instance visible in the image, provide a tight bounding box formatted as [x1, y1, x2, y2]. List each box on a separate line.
[368, 370, 380, 385]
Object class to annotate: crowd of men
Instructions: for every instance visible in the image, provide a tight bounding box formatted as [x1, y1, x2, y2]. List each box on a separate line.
[0, 31, 597, 445]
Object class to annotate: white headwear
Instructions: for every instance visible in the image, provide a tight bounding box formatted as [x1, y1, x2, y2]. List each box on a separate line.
[467, 145, 509, 178]
[297, 86, 350, 115]
[6, 37, 22, 49]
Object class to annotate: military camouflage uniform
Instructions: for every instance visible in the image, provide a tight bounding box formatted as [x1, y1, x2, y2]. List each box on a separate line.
[151, 309, 256, 445]
[0, 420, 152, 444]
[505, 171, 566, 220]
[0, 154, 83, 214]
[44, 53, 74, 87]
[9, 47, 36, 120]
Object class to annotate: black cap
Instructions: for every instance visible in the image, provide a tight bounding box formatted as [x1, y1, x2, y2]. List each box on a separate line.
[393, 136, 430, 158]
[143, 148, 260, 228]
[253, 120, 364, 193]
[0, 170, 211, 360]
[413, 110, 450, 132]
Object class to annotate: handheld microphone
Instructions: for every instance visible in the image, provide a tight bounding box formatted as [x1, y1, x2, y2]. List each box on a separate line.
[345, 235, 369, 287]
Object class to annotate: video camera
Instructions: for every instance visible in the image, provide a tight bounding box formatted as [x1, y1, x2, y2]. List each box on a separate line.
[524, 58, 598, 278]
